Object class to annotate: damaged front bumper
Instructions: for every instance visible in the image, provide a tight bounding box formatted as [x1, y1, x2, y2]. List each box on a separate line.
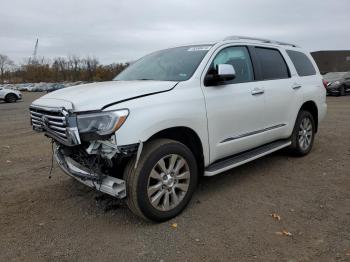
[54, 147, 127, 199]
[29, 105, 142, 199]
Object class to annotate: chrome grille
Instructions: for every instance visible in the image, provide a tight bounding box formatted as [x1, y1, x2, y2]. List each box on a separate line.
[30, 107, 67, 140]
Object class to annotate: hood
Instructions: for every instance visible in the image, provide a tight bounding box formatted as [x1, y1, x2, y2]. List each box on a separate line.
[31, 80, 177, 112]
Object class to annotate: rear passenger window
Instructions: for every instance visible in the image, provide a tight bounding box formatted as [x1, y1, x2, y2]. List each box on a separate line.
[255, 47, 290, 80]
[286, 50, 316, 76]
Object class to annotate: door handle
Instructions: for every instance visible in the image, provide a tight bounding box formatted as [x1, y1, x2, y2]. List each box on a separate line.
[251, 88, 264, 95]
[292, 83, 302, 90]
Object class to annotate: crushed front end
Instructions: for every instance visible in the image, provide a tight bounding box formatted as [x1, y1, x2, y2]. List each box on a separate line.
[29, 105, 136, 199]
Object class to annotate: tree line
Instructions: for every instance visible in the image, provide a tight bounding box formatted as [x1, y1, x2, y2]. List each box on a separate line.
[0, 54, 128, 84]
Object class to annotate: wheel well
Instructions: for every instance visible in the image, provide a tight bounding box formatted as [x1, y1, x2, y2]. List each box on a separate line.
[148, 127, 204, 175]
[300, 101, 318, 132]
[5, 93, 17, 99]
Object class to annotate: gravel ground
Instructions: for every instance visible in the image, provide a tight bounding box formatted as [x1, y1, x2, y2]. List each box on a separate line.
[0, 92, 349, 262]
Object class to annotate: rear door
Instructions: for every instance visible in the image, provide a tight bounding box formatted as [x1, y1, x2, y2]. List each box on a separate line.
[249, 46, 301, 141]
[285, 49, 321, 125]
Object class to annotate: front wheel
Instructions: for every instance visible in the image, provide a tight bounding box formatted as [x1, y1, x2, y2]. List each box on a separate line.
[124, 139, 198, 222]
[289, 110, 315, 156]
[5, 93, 17, 103]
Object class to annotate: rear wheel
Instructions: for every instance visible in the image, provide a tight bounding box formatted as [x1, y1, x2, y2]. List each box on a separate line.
[289, 110, 315, 156]
[340, 86, 345, 96]
[124, 139, 198, 222]
[5, 93, 17, 103]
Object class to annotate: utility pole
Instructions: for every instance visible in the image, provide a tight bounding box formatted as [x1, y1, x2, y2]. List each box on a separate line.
[32, 38, 39, 62]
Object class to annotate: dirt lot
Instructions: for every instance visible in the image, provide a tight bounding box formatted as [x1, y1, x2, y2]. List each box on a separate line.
[0, 92, 349, 262]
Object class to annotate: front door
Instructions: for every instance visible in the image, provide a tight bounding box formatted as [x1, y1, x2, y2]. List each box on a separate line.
[202, 45, 266, 163]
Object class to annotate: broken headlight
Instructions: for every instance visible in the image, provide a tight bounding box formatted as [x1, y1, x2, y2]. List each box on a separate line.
[77, 109, 129, 136]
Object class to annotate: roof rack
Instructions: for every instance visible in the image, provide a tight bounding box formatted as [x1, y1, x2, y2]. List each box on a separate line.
[223, 35, 299, 47]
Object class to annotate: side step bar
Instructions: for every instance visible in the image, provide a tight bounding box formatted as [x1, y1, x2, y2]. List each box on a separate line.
[204, 140, 291, 176]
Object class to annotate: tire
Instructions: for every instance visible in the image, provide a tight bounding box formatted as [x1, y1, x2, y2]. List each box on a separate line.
[123, 139, 198, 222]
[340, 86, 345, 96]
[289, 110, 315, 156]
[5, 93, 17, 103]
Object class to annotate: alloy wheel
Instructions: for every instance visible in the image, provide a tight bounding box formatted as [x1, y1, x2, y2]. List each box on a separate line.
[147, 154, 190, 211]
[298, 117, 313, 151]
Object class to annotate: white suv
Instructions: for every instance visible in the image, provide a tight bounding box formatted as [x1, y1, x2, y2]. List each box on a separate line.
[0, 87, 22, 103]
[30, 36, 327, 221]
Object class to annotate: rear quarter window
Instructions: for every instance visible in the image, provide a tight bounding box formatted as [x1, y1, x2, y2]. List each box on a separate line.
[255, 47, 290, 80]
[286, 50, 316, 76]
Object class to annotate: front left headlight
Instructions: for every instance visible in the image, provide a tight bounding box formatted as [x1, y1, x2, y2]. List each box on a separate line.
[77, 109, 129, 136]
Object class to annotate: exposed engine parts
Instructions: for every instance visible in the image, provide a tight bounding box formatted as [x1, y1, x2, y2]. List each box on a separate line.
[55, 136, 139, 187]
[86, 140, 120, 159]
[54, 147, 126, 198]
[85, 135, 140, 161]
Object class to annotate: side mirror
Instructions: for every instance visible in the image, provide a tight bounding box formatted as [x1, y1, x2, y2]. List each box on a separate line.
[217, 64, 236, 81]
[204, 64, 236, 86]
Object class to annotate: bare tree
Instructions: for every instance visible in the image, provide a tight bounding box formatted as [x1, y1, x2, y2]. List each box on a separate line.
[68, 55, 82, 81]
[0, 54, 14, 83]
[2, 53, 127, 83]
[83, 57, 99, 81]
[56, 57, 68, 81]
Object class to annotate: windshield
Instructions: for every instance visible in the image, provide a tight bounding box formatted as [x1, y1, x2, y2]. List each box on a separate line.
[323, 72, 347, 81]
[114, 45, 212, 81]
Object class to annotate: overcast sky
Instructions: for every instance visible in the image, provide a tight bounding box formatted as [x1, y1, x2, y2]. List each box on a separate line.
[1, 0, 349, 64]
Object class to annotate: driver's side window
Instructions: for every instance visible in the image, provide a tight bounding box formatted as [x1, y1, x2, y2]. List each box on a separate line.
[210, 46, 254, 84]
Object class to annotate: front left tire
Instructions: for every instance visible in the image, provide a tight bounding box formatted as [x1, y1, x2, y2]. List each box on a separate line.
[123, 139, 198, 222]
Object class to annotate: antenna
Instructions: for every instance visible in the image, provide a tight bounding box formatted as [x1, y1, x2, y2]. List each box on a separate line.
[33, 38, 39, 60]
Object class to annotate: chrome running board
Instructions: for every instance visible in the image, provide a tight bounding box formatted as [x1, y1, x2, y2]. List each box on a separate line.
[204, 140, 291, 176]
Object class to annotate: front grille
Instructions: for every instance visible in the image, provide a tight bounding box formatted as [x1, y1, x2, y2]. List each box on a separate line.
[30, 107, 68, 140]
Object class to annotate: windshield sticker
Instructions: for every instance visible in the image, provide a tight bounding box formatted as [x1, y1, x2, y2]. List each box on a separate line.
[187, 46, 212, 52]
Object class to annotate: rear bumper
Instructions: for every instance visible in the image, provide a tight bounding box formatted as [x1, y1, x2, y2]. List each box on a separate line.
[54, 148, 126, 199]
[326, 88, 339, 95]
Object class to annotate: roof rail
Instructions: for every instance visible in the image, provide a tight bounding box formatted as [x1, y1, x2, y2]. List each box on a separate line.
[223, 35, 299, 47]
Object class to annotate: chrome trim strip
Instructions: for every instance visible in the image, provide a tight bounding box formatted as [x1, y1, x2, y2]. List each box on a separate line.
[220, 124, 286, 143]
[30, 105, 64, 112]
[30, 111, 65, 121]
[30, 114, 42, 121]
[49, 125, 66, 132]
[48, 120, 65, 126]
[32, 123, 42, 128]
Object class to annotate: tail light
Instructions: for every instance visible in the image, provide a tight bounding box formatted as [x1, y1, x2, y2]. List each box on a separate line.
[322, 79, 329, 89]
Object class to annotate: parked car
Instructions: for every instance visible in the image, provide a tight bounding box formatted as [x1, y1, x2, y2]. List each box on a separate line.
[0, 87, 22, 103]
[29, 36, 327, 222]
[323, 72, 350, 96]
